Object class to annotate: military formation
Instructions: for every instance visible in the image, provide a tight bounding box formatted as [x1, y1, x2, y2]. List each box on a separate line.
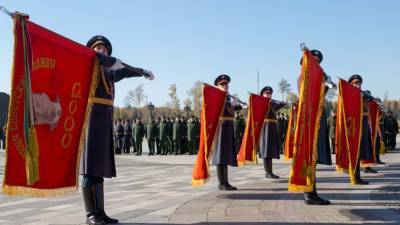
[113, 116, 201, 155]
[111, 112, 294, 157]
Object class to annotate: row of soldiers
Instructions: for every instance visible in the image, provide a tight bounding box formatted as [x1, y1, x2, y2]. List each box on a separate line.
[113, 112, 292, 156]
[113, 116, 202, 155]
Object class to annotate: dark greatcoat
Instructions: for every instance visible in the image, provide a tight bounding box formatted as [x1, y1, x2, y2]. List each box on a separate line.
[81, 54, 145, 178]
[259, 101, 285, 159]
[316, 109, 332, 165]
[212, 97, 241, 166]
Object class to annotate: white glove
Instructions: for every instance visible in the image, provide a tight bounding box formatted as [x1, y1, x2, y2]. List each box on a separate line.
[144, 70, 155, 80]
[110, 59, 123, 71]
[231, 96, 239, 106]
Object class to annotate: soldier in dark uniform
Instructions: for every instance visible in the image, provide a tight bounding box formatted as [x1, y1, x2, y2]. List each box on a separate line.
[194, 116, 201, 154]
[181, 116, 188, 154]
[212, 74, 241, 190]
[258, 86, 286, 179]
[187, 116, 197, 155]
[327, 110, 337, 154]
[385, 111, 398, 150]
[348, 75, 376, 183]
[114, 119, 124, 154]
[167, 117, 174, 154]
[155, 117, 161, 154]
[299, 49, 332, 205]
[147, 118, 157, 155]
[134, 118, 145, 156]
[131, 120, 137, 153]
[282, 113, 289, 150]
[159, 116, 168, 155]
[123, 119, 133, 154]
[277, 112, 285, 154]
[173, 116, 182, 155]
[81, 35, 154, 225]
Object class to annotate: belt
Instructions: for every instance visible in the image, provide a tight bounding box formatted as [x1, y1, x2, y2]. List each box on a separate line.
[219, 117, 234, 121]
[363, 113, 368, 116]
[264, 119, 278, 123]
[91, 97, 114, 106]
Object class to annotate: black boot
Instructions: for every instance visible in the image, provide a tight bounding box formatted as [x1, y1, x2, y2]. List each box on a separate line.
[95, 183, 119, 224]
[217, 165, 230, 190]
[223, 166, 237, 190]
[355, 164, 369, 185]
[363, 167, 378, 173]
[304, 192, 331, 205]
[304, 185, 330, 205]
[82, 186, 105, 225]
[264, 158, 279, 179]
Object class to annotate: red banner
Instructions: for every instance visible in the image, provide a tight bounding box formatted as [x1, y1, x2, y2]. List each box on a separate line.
[3, 17, 97, 196]
[335, 80, 363, 184]
[288, 50, 325, 192]
[361, 101, 379, 166]
[237, 94, 270, 165]
[284, 104, 297, 161]
[192, 84, 226, 186]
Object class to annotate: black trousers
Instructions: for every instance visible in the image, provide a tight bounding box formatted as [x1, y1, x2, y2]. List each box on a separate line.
[82, 175, 104, 188]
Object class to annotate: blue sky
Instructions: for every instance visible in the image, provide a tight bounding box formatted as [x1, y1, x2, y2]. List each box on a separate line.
[1, 1, 399, 107]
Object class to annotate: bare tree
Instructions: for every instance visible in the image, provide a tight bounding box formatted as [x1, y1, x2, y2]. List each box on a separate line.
[187, 81, 203, 116]
[183, 98, 192, 108]
[278, 78, 291, 101]
[168, 84, 180, 110]
[124, 84, 145, 107]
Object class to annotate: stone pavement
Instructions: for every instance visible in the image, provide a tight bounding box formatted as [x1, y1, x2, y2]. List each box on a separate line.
[0, 141, 399, 225]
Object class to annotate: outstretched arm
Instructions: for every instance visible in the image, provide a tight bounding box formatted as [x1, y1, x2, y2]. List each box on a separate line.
[96, 53, 155, 82]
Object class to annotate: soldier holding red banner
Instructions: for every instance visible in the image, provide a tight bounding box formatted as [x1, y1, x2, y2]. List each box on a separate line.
[348, 74, 377, 184]
[258, 86, 287, 179]
[81, 35, 154, 225]
[212, 74, 242, 190]
[289, 49, 332, 205]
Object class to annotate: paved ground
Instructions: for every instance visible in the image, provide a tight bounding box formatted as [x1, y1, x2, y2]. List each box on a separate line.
[0, 139, 399, 225]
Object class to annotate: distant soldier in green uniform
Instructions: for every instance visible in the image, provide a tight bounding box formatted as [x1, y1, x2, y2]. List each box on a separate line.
[187, 116, 198, 155]
[234, 113, 245, 154]
[180, 116, 188, 154]
[173, 116, 182, 155]
[160, 116, 169, 155]
[282, 113, 289, 150]
[114, 119, 124, 154]
[155, 117, 161, 154]
[134, 118, 145, 155]
[147, 118, 157, 155]
[384, 111, 398, 150]
[123, 119, 132, 154]
[277, 112, 285, 154]
[167, 117, 174, 154]
[327, 110, 337, 154]
[195, 116, 200, 153]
